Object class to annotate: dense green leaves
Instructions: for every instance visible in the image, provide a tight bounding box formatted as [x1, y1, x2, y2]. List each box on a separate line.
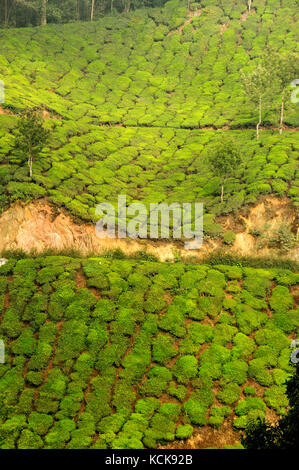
[0, 256, 296, 448]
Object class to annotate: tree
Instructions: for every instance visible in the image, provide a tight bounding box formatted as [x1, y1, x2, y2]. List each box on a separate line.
[208, 136, 241, 203]
[90, 0, 95, 20]
[260, 48, 299, 134]
[242, 364, 299, 449]
[242, 63, 276, 140]
[14, 109, 50, 179]
[276, 54, 299, 135]
[41, 0, 47, 25]
[124, 0, 131, 13]
[4, 0, 8, 26]
[248, 0, 252, 12]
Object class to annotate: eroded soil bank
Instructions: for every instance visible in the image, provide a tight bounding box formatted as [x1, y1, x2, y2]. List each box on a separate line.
[0, 197, 297, 262]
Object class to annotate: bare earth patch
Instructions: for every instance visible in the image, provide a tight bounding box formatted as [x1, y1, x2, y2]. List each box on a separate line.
[0, 196, 297, 262]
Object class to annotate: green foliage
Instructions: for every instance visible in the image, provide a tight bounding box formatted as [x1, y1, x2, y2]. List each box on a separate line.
[222, 231, 236, 246]
[172, 355, 198, 384]
[217, 383, 241, 405]
[208, 135, 241, 201]
[242, 365, 299, 449]
[14, 109, 50, 179]
[152, 334, 177, 365]
[269, 286, 293, 314]
[176, 424, 193, 439]
[0, 256, 296, 449]
[0, 1, 298, 219]
[183, 399, 207, 426]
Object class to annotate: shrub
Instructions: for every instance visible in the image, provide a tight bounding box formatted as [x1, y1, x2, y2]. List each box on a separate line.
[263, 385, 289, 414]
[231, 333, 255, 360]
[269, 286, 294, 314]
[243, 386, 257, 396]
[168, 381, 187, 402]
[222, 231, 236, 246]
[152, 334, 177, 365]
[236, 306, 267, 335]
[217, 383, 241, 405]
[235, 397, 266, 417]
[140, 366, 172, 398]
[176, 424, 193, 439]
[183, 399, 207, 426]
[222, 360, 248, 385]
[159, 305, 186, 337]
[209, 405, 232, 429]
[248, 359, 273, 387]
[28, 412, 53, 436]
[172, 355, 198, 384]
[17, 429, 43, 449]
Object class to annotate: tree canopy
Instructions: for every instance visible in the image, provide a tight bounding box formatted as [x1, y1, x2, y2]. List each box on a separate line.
[242, 364, 299, 449]
[0, 0, 170, 27]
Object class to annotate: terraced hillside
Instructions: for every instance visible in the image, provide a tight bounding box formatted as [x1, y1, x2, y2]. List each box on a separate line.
[1, 0, 298, 127]
[0, 256, 298, 449]
[0, 0, 298, 233]
[0, 0, 298, 451]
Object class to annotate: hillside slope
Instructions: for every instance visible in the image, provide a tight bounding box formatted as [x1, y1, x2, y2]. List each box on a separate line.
[0, 0, 298, 248]
[0, 256, 298, 449]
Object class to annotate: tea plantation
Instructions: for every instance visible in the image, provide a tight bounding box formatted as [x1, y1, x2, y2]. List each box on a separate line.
[1, 0, 298, 127]
[0, 0, 298, 226]
[1, 124, 299, 226]
[0, 0, 298, 450]
[0, 256, 298, 449]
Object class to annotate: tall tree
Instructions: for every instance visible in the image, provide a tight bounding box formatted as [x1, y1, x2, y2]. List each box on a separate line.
[124, 0, 131, 12]
[14, 109, 50, 179]
[261, 48, 299, 134]
[90, 0, 95, 20]
[242, 64, 274, 140]
[248, 0, 252, 12]
[277, 54, 299, 134]
[208, 136, 241, 203]
[41, 0, 47, 25]
[4, 0, 8, 26]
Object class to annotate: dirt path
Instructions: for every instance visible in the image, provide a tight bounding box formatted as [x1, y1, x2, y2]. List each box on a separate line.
[1, 107, 298, 133]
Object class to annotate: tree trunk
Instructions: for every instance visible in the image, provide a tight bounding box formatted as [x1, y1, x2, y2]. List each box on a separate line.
[111, 0, 114, 13]
[125, 0, 131, 13]
[221, 183, 224, 203]
[4, 0, 8, 26]
[28, 155, 33, 179]
[248, 0, 252, 12]
[187, 0, 191, 12]
[77, 0, 80, 20]
[90, 0, 95, 21]
[280, 88, 285, 135]
[41, 0, 47, 26]
[256, 96, 262, 140]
